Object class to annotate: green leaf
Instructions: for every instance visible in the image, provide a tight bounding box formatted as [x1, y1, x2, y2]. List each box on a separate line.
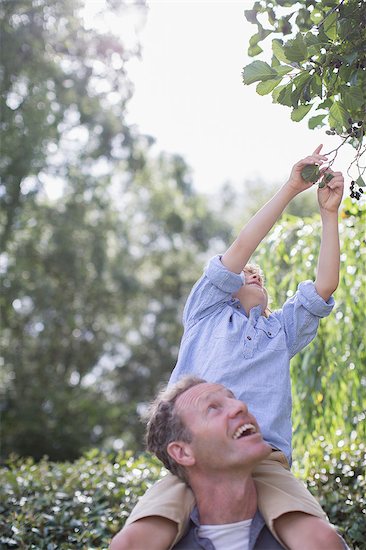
[311, 74, 322, 97]
[272, 83, 287, 103]
[340, 86, 365, 111]
[273, 65, 293, 77]
[277, 83, 294, 106]
[291, 104, 312, 122]
[343, 51, 358, 64]
[242, 61, 277, 85]
[291, 72, 312, 108]
[318, 172, 334, 188]
[301, 164, 320, 183]
[317, 99, 332, 110]
[323, 11, 338, 41]
[308, 114, 326, 129]
[272, 39, 290, 63]
[248, 45, 263, 57]
[329, 101, 349, 132]
[305, 32, 322, 47]
[310, 9, 323, 24]
[256, 78, 282, 95]
[284, 33, 308, 62]
[356, 176, 365, 188]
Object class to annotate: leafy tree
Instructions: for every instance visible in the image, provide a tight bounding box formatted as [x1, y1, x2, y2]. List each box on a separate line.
[0, 0, 231, 460]
[242, 0, 366, 196]
[0, 0, 145, 460]
[0, 0, 140, 253]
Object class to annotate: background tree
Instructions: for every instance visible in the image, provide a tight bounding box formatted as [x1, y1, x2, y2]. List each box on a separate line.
[0, 0, 230, 460]
[242, 0, 366, 197]
[0, 0, 141, 459]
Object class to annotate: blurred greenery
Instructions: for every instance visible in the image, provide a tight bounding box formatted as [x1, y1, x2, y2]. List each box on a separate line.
[1, 2, 365, 545]
[0, 446, 364, 549]
[0, 0, 231, 460]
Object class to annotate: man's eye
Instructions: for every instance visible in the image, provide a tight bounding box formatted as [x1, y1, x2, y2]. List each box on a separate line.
[207, 403, 219, 412]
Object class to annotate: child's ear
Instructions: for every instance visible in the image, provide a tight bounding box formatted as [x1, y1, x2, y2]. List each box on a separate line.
[167, 441, 195, 467]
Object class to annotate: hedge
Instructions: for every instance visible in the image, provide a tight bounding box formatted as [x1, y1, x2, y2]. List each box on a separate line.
[0, 444, 365, 549]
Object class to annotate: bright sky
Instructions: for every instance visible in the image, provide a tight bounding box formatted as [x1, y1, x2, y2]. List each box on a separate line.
[85, 0, 355, 194]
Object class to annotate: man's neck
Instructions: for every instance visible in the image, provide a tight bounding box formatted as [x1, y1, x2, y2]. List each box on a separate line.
[190, 472, 257, 525]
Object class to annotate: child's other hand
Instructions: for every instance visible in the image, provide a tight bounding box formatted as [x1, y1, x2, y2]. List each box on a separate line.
[287, 144, 328, 194]
[317, 169, 344, 214]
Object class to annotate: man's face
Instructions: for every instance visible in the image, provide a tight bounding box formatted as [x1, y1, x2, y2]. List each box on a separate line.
[174, 383, 271, 473]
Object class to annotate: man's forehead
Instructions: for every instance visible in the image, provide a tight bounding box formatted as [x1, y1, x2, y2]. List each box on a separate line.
[175, 383, 234, 411]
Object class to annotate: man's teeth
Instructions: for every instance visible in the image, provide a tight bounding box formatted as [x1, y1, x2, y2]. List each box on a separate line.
[232, 424, 257, 440]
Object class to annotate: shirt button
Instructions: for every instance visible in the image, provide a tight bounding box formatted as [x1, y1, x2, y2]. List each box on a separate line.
[268, 331, 272, 336]
[236, 305, 240, 309]
[247, 335, 252, 340]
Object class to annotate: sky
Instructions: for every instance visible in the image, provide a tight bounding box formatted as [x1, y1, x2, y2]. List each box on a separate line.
[84, 0, 355, 195]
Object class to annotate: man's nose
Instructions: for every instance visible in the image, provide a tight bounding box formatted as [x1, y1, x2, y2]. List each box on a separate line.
[227, 398, 248, 417]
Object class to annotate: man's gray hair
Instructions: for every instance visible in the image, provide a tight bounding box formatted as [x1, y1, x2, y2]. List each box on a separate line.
[145, 376, 206, 483]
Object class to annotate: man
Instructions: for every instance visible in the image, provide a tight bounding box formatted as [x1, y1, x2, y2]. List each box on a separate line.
[110, 377, 347, 550]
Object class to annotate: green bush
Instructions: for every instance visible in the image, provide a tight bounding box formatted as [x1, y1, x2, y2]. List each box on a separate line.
[0, 450, 162, 549]
[1, 446, 365, 549]
[300, 441, 366, 549]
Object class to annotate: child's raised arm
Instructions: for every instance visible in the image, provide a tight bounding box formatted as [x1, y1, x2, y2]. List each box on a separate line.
[222, 145, 328, 274]
[315, 169, 344, 301]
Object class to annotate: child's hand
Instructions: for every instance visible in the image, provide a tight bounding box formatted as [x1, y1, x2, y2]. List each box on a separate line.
[317, 169, 344, 214]
[286, 144, 328, 194]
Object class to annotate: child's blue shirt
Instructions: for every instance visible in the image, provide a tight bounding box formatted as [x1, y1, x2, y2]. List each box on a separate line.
[169, 255, 335, 464]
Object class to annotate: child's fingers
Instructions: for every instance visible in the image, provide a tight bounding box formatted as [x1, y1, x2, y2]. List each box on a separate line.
[312, 144, 323, 155]
[297, 155, 328, 168]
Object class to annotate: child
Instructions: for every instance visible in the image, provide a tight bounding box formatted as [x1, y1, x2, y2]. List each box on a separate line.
[112, 146, 345, 550]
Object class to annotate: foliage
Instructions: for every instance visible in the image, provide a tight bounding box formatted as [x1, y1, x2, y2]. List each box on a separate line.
[0, 0, 141, 253]
[299, 440, 366, 549]
[242, 0, 366, 194]
[0, 446, 364, 549]
[0, 0, 231, 460]
[251, 210, 366, 457]
[0, 450, 162, 549]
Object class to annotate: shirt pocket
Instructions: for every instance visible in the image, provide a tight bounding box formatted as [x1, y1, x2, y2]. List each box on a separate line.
[257, 322, 287, 351]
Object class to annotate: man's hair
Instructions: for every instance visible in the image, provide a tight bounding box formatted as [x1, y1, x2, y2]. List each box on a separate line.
[145, 376, 206, 483]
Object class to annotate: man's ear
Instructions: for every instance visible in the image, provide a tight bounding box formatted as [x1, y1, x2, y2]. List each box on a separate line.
[167, 441, 195, 467]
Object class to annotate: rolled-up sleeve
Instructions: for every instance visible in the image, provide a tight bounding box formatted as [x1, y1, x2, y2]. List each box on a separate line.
[204, 255, 245, 293]
[183, 255, 245, 328]
[276, 280, 335, 358]
[296, 280, 335, 317]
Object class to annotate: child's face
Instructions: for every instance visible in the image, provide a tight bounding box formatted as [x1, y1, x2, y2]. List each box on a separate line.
[243, 265, 265, 288]
[235, 264, 268, 314]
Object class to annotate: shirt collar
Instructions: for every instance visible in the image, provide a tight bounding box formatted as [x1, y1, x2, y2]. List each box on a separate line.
[189, 506, 266, 548]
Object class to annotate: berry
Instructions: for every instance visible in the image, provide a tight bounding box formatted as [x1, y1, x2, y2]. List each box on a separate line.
[360, 188, 364, 194]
